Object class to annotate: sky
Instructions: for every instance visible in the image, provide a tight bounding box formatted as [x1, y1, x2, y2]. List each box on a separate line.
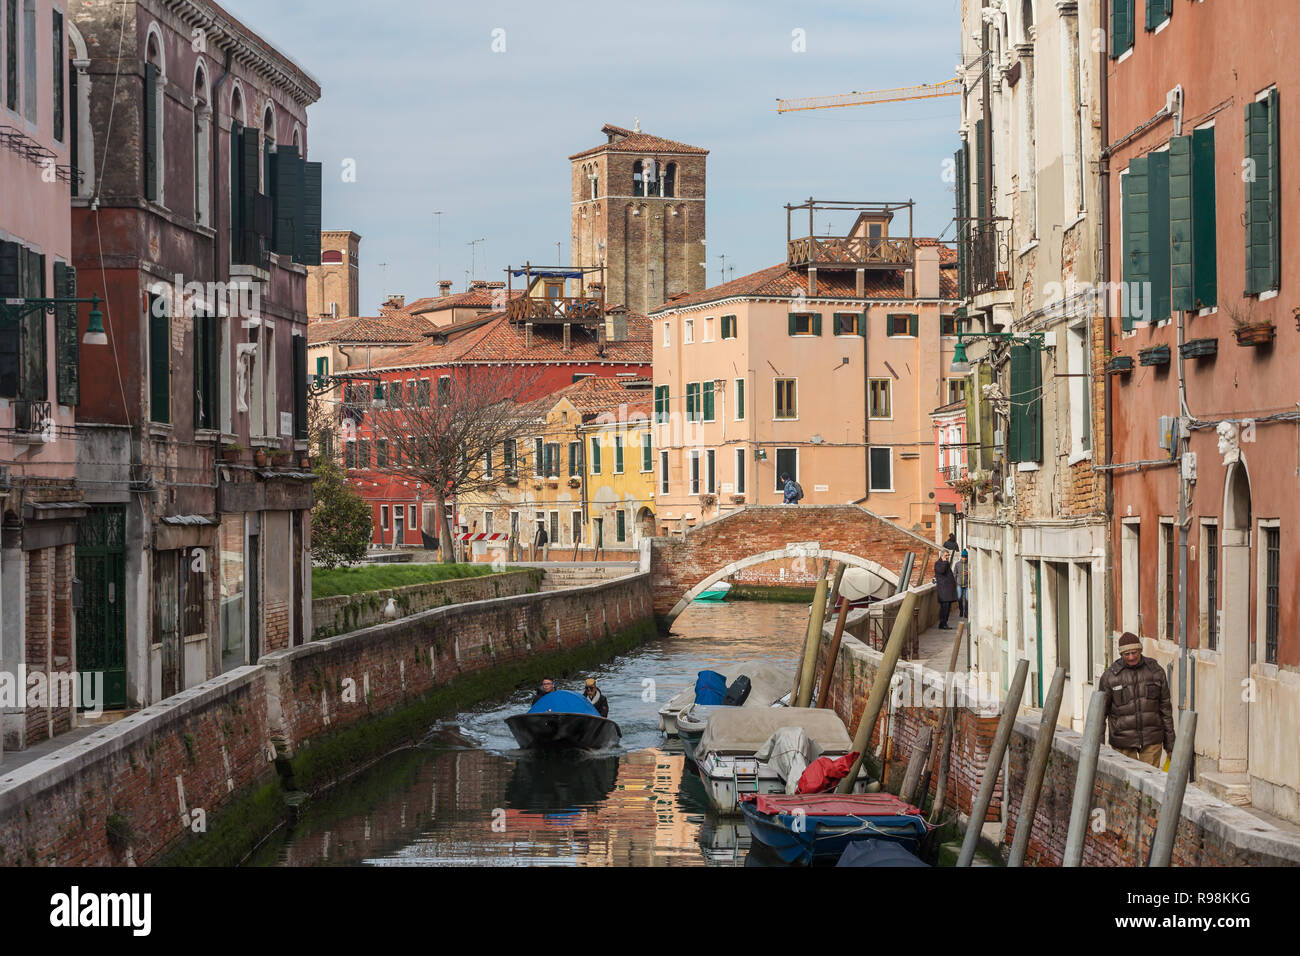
[221, 0, 964, 312]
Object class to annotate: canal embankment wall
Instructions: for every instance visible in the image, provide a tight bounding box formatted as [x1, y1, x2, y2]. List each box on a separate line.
[818, 610, 1300, 866]
[0, 571, 653, 866]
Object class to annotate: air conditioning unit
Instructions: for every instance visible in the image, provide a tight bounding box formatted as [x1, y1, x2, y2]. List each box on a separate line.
[1157, 415, 1178, 459]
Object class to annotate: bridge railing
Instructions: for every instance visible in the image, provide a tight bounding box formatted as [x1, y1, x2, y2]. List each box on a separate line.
[866, 605, 921, 659]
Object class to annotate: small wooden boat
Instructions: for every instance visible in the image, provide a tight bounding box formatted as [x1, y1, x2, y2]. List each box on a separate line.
[739, 792, 928, 866]
[659, 660, 789, 734]
[694, 708, 871, 814]
[693, 580, 732, 602]
[506, 690, 621, 750]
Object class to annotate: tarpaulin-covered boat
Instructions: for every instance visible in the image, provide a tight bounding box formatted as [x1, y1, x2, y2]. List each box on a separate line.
[506, 690, 621, 750]
[659, 660, 790, 734]
[739, 792, 928, 866]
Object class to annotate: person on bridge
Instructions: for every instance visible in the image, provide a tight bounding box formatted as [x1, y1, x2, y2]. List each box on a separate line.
[1100, 632, 1175, 769]
[933, 554, 958, 629]
[953, 549, 969, 618]
[943, 532, 959, 554]
[584, 678, 610, 718]
[781, 472, 804, 504]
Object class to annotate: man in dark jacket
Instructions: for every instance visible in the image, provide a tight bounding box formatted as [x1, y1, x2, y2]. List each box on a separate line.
[933, 556, 958, 629]
[1099, 632, 1175, 768]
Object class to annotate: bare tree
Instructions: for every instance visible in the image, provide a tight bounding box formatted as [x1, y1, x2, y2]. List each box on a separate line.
[365, 366, 546, 562]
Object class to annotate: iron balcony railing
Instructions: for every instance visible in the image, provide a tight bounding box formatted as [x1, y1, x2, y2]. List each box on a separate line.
[961, 225, 1012, 297]
[12, 401, 53, 442]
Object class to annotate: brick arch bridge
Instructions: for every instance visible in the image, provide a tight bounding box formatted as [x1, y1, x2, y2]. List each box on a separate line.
[646, 505, 942, 628]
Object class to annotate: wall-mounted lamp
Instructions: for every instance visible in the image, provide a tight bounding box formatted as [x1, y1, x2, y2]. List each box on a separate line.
[949, 331, 1048, 375]
[754, 448, 768, 461]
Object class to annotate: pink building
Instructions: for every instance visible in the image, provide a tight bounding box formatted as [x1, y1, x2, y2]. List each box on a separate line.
[929, 400, 966, 544]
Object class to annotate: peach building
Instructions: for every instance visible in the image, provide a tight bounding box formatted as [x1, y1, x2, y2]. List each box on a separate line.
[650, 202, 960, 535]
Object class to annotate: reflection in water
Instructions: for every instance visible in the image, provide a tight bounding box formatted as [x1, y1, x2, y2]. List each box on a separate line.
[253, 602, 809, 867]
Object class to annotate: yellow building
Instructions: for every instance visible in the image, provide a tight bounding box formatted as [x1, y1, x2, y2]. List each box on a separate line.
[573, 379, 656, 551]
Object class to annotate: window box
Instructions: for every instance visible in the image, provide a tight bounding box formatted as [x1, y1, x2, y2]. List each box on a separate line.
[1233, 322, 1275, 347]
[1179, 338, 1218, 360]
[1107, 355, 1134, 374]
[567, 476, 581, 488]
[730, 494, 746, 504]
[698, 493, 717, 508]
[1138, 344, 1171, 367]
[221, 443, 242, 462]
[503, 473, 520, 486]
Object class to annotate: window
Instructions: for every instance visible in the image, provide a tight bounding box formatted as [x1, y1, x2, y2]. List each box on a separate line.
[689, 450, 700, 494]
[483, 510, 494, 534]
[405, 380, 416, 406]
[947, 379, 967, 406]
[941, 314, 956, 336]
[1110, 0, 1134, 58]
[1049, 562, 1070, 679]
[774, 378, 797, 420]
[52, 10, 63, 142]
[504, 438, 516, 475]
[1121, 519, 1141, 635]
[1008, 344, 1042, 463]
[774, 448, 797, 492]
[482, 446, 492, 477]
[787, 313, 821, 336]
[4, 0, 15, 111]
[721, 315, 737, 339]
[1202, 522, 1218, 651]
[685, 382, 700, 423]
[663, 162, 676, 198]
[659, 450, 669, 494]
[684, 318, 694, 344]
[1121, 153, 1171, 326]
[1169, 127, 1218, 310]
[833, 313, 862, 336]
[887, 314, 918, 337]
[1263, 525, 1279, 664]
[21, 0, 35, 121]
[706, 449, 716, 494]
[1068, 323, 1091, 456]
[142, 31, 162, 200]
[315, 355, 329, 387]
[1145, 0, 1170, 31]
[632, 159, 644, 196]
[568, 440, 582, 477]
[193, 66, 211, 225]
[701, 380, 715, 422]
[735, 449, 746, 494]
[1159, 519, 1175, 641]
[663, 321, 671, 347]
[356, 439, 370, 469]
[544, 442, 559, 477]
[590, 436, 601, 474]
[376, 439, 389, 469]
[410, 505, 418, 529]
[1245, 90, 1280, 296]
[533, 437, 543, 474]
[654, 384, 669, 423]
[381, 505, 389, 530]
[388, 378, 403, 408]
[869, 447, 892, 491]
[641, 433, 652, 472]
[614, 436, 624, 473]
[416, 378, 430, 407]
[437, 375, 451, 406]
[345, 441, 357, 469]
[869, 378, 891, 419]
[571, 510, 582, 545]
[616, 509, 626, 543]
[703, 317, 714, 342]
[148, 292, 170, 423]
[549, 511, 559, 545]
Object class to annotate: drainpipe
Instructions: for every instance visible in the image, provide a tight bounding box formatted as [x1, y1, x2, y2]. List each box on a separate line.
[863, 305, 870, 500]
[1099, 0, 1114, 649]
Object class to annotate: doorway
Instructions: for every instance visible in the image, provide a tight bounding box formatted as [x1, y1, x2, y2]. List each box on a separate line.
[1220, 463, 1252, 773]
[75, 507, 127, 710]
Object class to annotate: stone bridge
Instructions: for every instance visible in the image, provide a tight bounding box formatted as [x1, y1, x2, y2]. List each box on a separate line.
[646, 505, 942, 627]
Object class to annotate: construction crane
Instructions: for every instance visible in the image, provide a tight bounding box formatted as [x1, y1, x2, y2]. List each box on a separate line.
[776, 77, 962, 114]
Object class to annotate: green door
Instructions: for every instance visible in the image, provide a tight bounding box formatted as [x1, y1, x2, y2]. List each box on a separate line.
[76, 507, 128, 710]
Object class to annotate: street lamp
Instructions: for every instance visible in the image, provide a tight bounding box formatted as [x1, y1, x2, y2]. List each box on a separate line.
[949, 331, 1048, 375]
[0, 293, 107, 345]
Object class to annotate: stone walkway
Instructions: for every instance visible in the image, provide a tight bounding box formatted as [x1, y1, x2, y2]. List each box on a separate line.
[0, 711, 133, 777]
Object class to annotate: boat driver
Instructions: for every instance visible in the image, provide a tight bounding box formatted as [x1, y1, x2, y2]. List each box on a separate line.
[533, 678, 556, 702]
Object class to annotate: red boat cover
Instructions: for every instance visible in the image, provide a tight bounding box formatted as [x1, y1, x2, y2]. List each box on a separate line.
[794, 752, 860, 794]
[742, 792, 923, 818]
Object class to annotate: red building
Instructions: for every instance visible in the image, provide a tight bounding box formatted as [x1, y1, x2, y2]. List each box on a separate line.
[929, 399, 967, 545]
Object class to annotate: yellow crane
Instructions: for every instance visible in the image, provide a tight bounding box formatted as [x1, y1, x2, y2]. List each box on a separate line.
[776, 77, 962, 113]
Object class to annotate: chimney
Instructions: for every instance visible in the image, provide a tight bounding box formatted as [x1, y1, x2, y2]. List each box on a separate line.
[903, 268, 914, 299]
[597, 320, 607, 356]
[525, 322, 533, 350]
[563, 322, 571, 352]
[610, 313, 628, 342]
[385, 294, 405, 309]
[439, 280, 453, 297]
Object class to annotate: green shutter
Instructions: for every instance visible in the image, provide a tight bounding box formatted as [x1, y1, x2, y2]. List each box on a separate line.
[615, 437, 624, 472]
[1169, 136, 1193, 312]
[293, 334, 308, 439]
[686, 382, 697, 422]
[20, 250, 46, 401]
[149, 294, 170, 424]
[272, 145, 303, 257]
[1191, 126, 1218, 308]
[590, 436, 601, 473]
[54, 262, 79, 406]
[788, 313, 797, 336]
[811, 313, 822, 336]
[908, 314, 918, 337]
[736, 379, 744, 420]
[702, 380, 715, 421]
[1009, 344, 1042, 463]
[300, 162, 323, 265]
[975, 119, 986, 218]
[1121, 156, 1150, 331]
[1111, 0, 1133, 58]
[1147, 151, 1171, 323]
[230, 123, 244, 260]
[0, 242, 19, 397]
[642, 433, 652, 471]
[1245, 92, 1279, 295]
[955, 144, 969, 297]
[143, 62, 159, 201]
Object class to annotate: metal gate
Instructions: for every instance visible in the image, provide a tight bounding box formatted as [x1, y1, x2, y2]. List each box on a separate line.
[75, 506, 127, 710]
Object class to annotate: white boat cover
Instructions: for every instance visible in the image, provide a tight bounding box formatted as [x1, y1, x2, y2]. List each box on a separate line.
[697, 707, 853, 757]
[661, 659, 793, 715]
[839, 566, 895, 602]
[755, 726, 824, 794]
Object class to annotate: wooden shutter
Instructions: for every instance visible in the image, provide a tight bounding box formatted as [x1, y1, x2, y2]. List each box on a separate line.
[149, 293, 170, 423]
[1191, 126, 1218, 308]
[1147, 151, 1171, 323]
[54, 262, 79, 406]
[908, 314, 919, 337]
[272, 145, 302, 257]
[230, 123, 244, 262]
[1121, 156, 1150, 331]
[21, 249, 46, 401]
[787, 313, 797, 336]
[1111, 0, 1133, 58]
[300, 162, 323, 265]
[238, 128, 261, 265]
[1245, 91, 1280, 294]
[1009, 344, 1042, 463]
[0, 241, 19, 397]
[293, 334, 308, 439]
[975, 119, 986, 218]
[955, 143, 969, 297]
[143, 62, 159, 201]
[702, 380, 715, 420]
[1169, 136, 1194, 312]
[811, 313, 822, 336]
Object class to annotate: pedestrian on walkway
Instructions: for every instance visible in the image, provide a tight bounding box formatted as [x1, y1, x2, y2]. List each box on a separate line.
[1099, 632, 1176, 768]
[953, 548, 970, 618]
[781, 472, 804, 504]
[933, 553, 958, 629]
[943, 531, 959, 554]
[533, 522, 549, 561]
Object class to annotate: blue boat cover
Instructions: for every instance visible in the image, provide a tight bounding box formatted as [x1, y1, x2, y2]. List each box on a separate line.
[695, 670, 728, 706]
[836, 840, 930, 867]
[528, 690, 600, 716]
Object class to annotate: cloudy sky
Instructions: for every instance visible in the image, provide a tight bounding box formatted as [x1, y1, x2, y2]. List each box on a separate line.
[224, 0, 963, 311]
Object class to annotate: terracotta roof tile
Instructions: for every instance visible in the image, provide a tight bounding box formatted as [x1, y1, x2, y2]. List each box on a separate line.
[550, 375, 652, 421]
[569, 124, 708, 160]
[407, 288, 524, 313]
[307, 311, 436, 345]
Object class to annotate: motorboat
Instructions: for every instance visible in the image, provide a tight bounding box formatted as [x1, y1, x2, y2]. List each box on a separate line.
[694, 580, 732, 602]
[693, 707, 872, 814]
[835, 566, 895, 611]
[505, 690, 621, 750]
[658, 660, 790, 735]
[739, 792, 928, 866]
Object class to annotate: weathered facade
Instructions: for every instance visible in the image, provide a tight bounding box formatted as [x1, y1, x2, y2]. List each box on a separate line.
[67, 0, 321, 712]
[955, 0, 1108, 728]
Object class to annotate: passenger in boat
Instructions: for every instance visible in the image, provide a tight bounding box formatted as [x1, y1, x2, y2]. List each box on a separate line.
[533, 678, 556, 702]
[584, 678, 610, 718]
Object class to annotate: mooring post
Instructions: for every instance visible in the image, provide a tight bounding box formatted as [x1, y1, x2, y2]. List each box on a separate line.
[1063, 690, 1109, 866]
[816, 597, 852, 710]
[836, 589, 919, 794]
[1007, 666, 1066, 867]
[796, 560, 832, 708]
[899, 727, 934, 807]
[1148, 710, 1198, 867]
[957, 657, 1029, 866]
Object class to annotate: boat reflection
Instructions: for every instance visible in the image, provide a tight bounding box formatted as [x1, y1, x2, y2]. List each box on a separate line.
[504, 753, 621, 826]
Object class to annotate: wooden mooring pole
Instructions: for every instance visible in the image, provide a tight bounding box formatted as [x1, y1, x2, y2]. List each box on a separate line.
[957, 657, 1029, 866]
[1063, 690, 1108, 866]
[816, 591, 852, 710]
[795, 561, 832, 708]
[899, 727, 933, 807]
[1148, 710, 1198, 867]
[929, 622, 967, 822]
[1007, 666, 1066, 867]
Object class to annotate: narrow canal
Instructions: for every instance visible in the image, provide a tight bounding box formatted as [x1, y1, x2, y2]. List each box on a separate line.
[250, 601, 809, 866]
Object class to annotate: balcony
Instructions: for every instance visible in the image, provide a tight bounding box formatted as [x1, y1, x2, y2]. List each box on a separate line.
[961, 225, 1012, 298]
[787, 235, 914, 270]
[505, 296, 604, 325]
[11, 401, 53, 444]
[942, 464, 966, 484]
[785, 199, 915, 271]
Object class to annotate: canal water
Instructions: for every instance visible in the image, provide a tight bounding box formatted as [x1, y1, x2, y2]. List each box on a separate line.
[250, 601, 809, 867]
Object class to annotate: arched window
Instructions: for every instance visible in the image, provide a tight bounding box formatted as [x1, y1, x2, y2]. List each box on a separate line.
[262, 103, 276, 190]
[663, 162, 677, 198]
[229, 83, 245, 128]
[632, 160, 644, 197]
[193, 63, 211, 226]
[68, 22, 94, 198]
[144, 29, 164, 203]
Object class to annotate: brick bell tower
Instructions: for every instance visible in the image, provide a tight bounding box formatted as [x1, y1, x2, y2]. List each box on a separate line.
[570, 120, 707, 315]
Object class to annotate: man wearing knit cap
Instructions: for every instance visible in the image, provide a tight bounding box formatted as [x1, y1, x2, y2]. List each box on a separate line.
[1099, 632, 1176, 768]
